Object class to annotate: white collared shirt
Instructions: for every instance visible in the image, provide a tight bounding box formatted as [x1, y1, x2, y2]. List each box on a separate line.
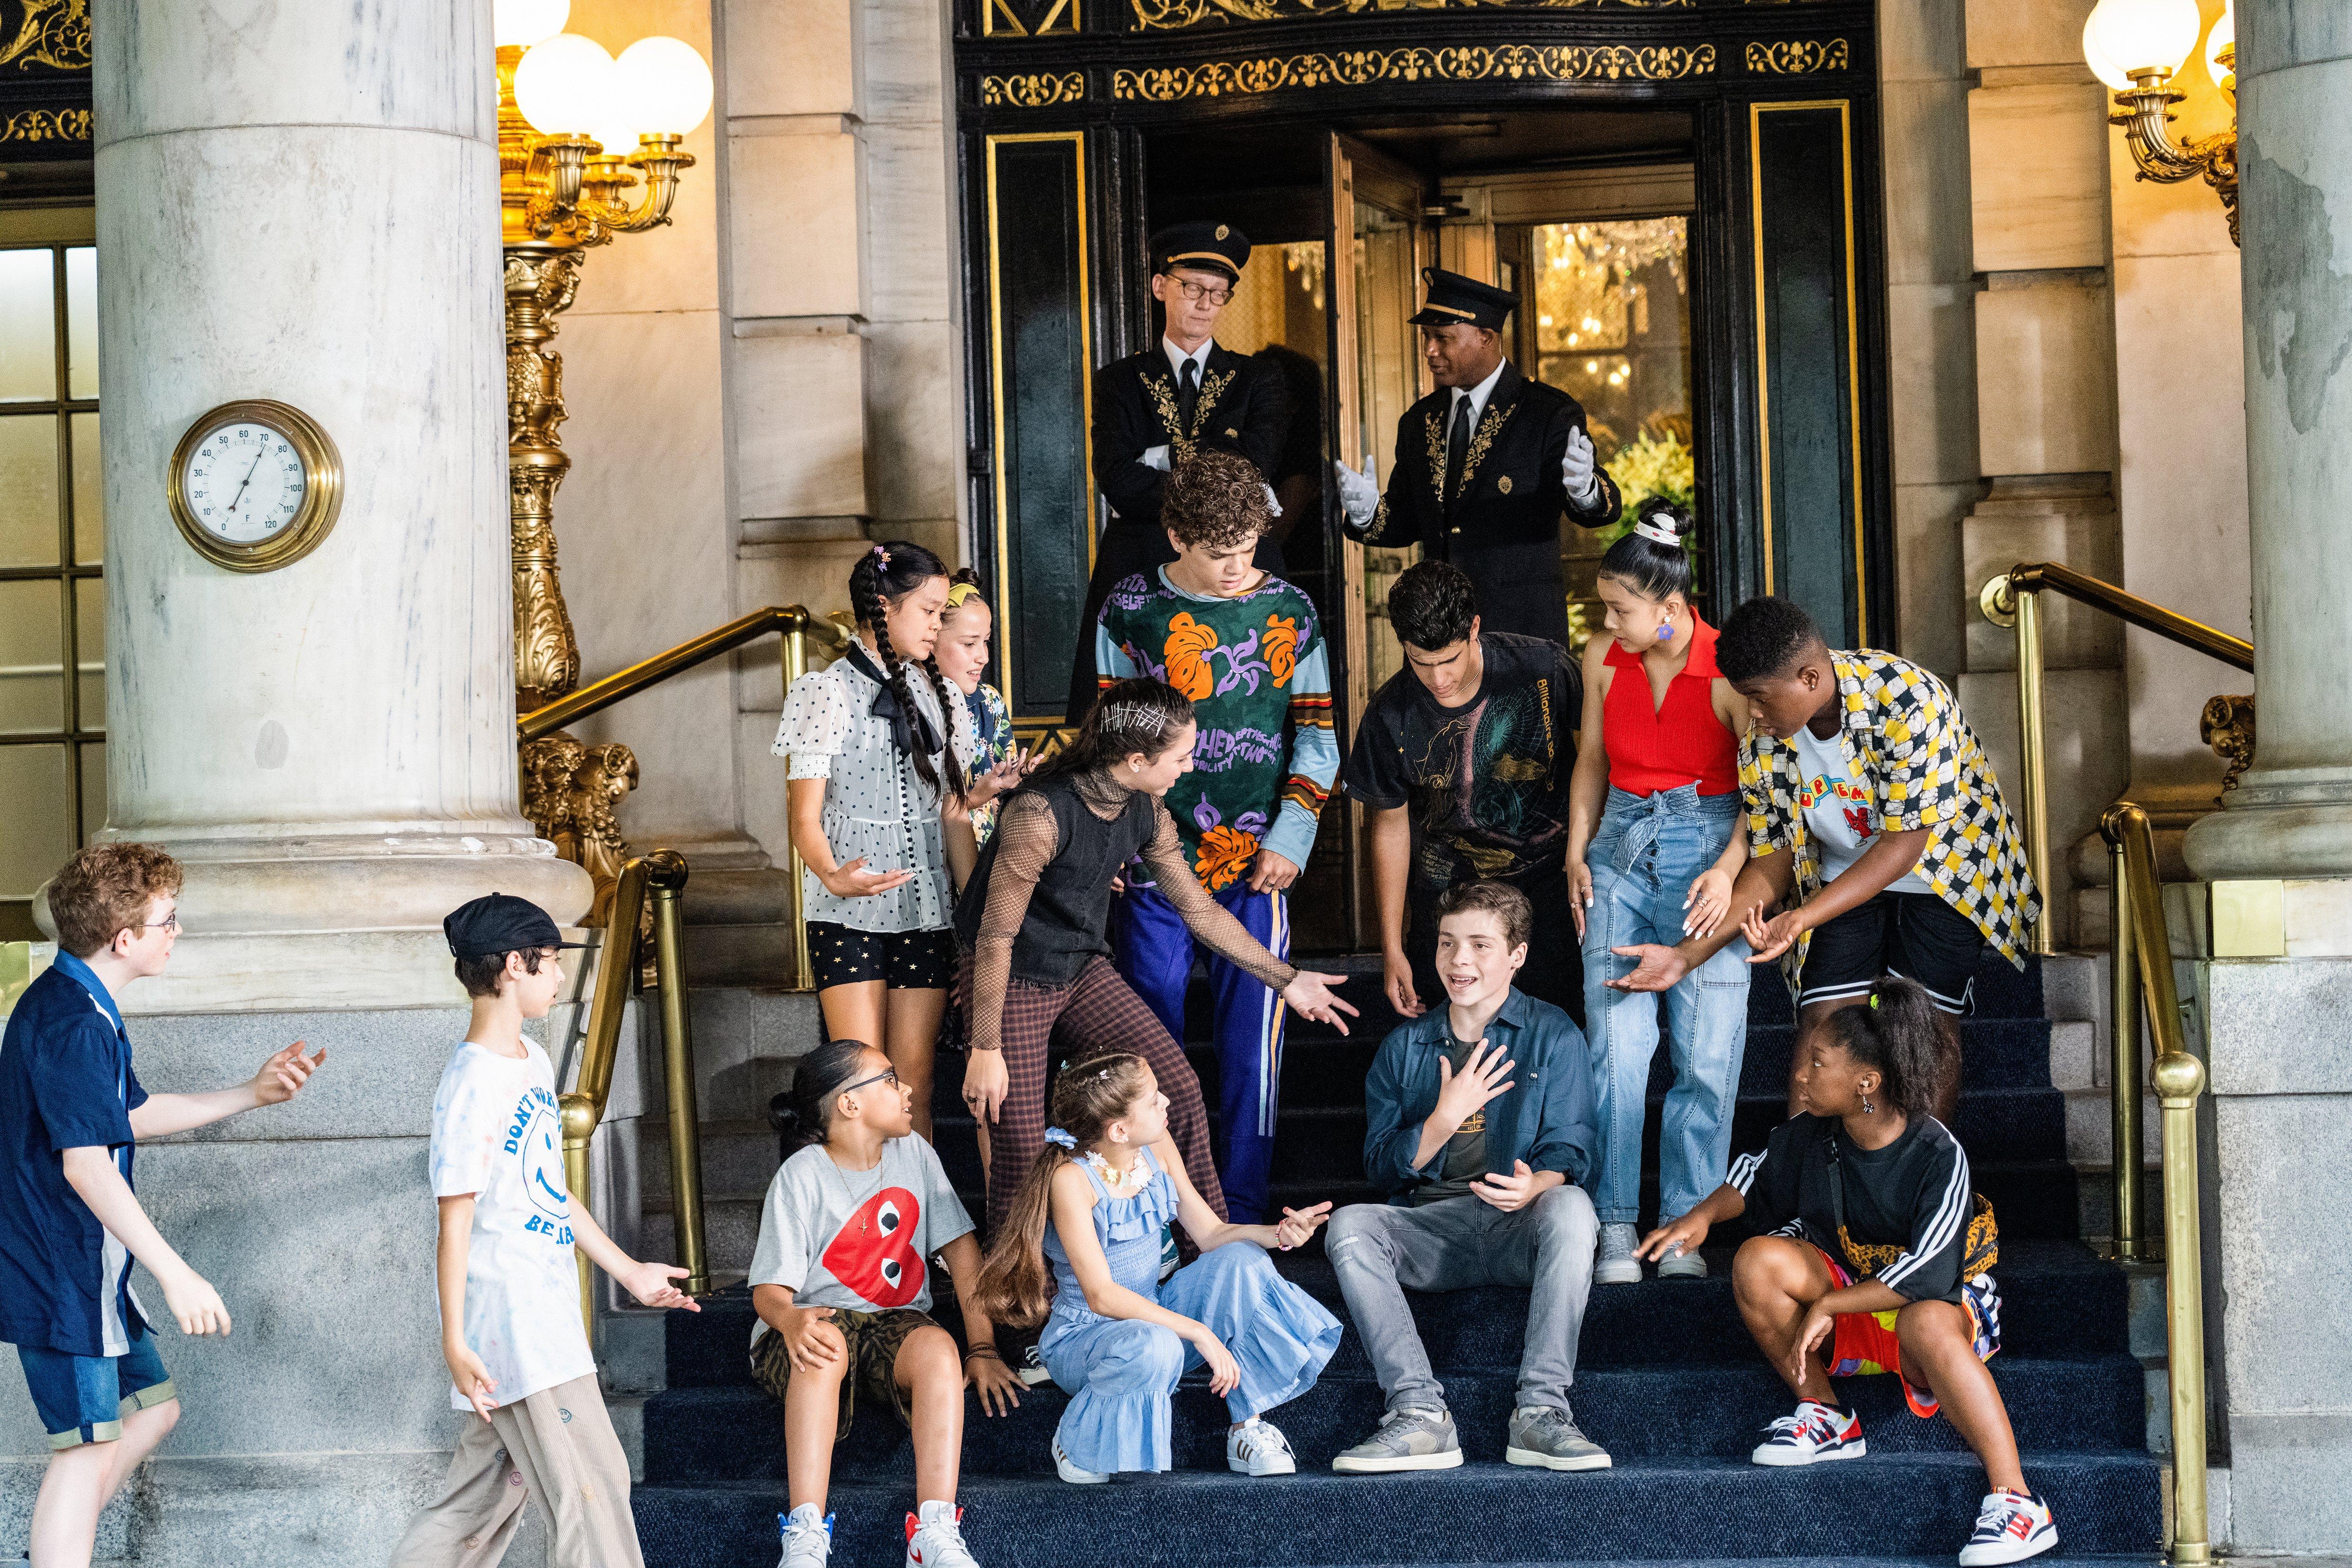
[1164, 336, 1214, 386]
[1448, 358, 1508, 432]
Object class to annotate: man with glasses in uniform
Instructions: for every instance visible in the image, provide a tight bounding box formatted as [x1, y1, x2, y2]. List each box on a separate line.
[1069, 220, 1289, 724]
[1333, 267, 1623, 649]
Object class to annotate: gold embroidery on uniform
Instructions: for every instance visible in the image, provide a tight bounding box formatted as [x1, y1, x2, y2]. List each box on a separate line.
[1497, 474, 1513, 494]
[1457, 401, 1516, 497]
[1143, 365, 1236, 456]
[1425, 408, 1449, 506]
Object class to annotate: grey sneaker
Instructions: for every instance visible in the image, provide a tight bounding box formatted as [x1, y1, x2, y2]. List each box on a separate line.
[1656, 1243, 1707, 1280]
[1595, 1222, 1642, 1285]
[1506, 1405, 1613, 1471]
[1331, 1405, 1464, 1473]
[777, 1504, 832, 1568]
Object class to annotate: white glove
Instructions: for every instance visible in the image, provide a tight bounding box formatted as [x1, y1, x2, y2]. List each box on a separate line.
[1141, 444, 1172, 473]
[1333, 457, 1379, 526]
[1262, 483, 1283, 520]
[1561, 427, 1601, 507]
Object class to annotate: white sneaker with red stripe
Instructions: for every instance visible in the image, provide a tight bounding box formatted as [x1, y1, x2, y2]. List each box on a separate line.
[904, 1500, 980, 1568]
[1749, 1399, 1867, 1466]
[1957, 1489, 2057, 1565]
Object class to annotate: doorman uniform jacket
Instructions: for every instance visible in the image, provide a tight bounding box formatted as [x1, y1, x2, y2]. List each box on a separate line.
[1068, 342, 1287, 723]
[1348, 360, 1622, 649]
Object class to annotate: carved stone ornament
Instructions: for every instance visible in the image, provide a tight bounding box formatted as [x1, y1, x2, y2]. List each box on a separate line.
[1113, 43, 1715, 100]
[521, 734, 641, 925]
[2199, 693, 2256, 795]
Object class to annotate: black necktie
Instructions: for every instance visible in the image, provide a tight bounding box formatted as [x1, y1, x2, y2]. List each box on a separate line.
[1178, 358, 1201, 437]
[1446, 393, 1472, 507]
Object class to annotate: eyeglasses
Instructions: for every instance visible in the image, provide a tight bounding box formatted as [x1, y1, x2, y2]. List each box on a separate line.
[840, 1067, 901, 1096]
[1170, 278, 1232, 307]
[143, 914, 182, 933]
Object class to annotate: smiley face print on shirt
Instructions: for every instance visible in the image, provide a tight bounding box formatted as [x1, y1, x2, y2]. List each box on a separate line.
[820, 1186, 926, 1308]
[506, 1084, 574, 1245]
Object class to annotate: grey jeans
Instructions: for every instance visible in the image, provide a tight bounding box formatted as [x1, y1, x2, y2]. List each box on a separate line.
[1325, 1183, 1598, 1415]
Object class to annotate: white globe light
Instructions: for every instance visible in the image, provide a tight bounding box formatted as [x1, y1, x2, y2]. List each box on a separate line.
[2083, 14, 2134, 90]
[493, 0, 569, 49]
[2205, 4, 2235, 87]
[513, 33, 617, 138]
[615, 37, 714, 137]
[2087, 0, 2202, 77]
[592, 119, 641, 157]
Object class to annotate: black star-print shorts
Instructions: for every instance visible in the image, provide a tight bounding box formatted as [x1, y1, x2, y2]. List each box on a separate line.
[806, 922, 956, 992]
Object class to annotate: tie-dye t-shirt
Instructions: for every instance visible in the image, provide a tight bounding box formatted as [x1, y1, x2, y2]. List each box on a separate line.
[427, 1039, 594, 1410]
[1095, 568, 1339, 889]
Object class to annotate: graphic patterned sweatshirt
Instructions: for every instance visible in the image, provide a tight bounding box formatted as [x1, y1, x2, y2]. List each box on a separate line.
[1095, 568, 1338, 889]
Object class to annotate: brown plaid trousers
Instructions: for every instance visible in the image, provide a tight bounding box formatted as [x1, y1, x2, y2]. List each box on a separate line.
[959, 954, 1227, 1236]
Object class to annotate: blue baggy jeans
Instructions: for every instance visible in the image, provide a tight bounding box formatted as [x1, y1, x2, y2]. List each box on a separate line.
[1578, 784, 1752, 1227]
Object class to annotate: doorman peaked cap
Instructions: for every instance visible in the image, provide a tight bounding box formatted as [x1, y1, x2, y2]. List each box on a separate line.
[1409, 267, 1517, 329]
[1151, 220, 1252, 284]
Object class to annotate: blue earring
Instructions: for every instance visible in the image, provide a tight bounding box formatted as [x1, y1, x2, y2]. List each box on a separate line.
[1655, 622, 1674, 641]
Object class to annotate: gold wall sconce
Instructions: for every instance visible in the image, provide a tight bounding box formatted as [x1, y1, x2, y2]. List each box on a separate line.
[2084, 0, 2239, 245]
[496, 0, 714, 916]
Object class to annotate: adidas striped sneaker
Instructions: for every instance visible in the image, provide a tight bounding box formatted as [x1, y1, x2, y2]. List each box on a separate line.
[1957, 1488, 2056, 1565]
[1749, 1399, 1867, 1466]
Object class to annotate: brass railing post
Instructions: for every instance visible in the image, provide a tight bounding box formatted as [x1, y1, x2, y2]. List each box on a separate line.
[782, 615, 816, 994]
[2012, 583, 2055, 955]
[646, 849, 709, 1297]
[2102, 809, 2146, 1259]
[2112, 803, 2210, 1566]
[560, 855, 651, 1339]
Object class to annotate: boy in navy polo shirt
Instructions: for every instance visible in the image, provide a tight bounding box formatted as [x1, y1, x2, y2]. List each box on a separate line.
[1, 843, 323, 1566]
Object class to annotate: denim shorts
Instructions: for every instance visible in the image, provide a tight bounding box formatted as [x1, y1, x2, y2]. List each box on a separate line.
[17, 1329, 176, 1449]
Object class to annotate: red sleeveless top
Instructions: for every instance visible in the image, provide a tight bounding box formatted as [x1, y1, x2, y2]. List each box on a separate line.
[1601, 616, 1740, 796]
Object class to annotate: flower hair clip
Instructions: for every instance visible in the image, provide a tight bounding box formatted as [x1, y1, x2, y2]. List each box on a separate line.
[1043, 1127, 1077, 1149]
[870, 543, 892, 568]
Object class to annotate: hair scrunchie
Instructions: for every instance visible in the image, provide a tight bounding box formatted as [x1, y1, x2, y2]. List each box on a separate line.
[1043, 1128, 1078, 1149]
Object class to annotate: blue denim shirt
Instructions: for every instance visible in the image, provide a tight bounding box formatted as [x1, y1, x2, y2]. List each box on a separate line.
[1361, 987, 1597, 1202]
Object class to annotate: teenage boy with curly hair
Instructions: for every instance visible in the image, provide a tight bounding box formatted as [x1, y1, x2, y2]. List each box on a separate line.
[1093, 447, 1339, 1223]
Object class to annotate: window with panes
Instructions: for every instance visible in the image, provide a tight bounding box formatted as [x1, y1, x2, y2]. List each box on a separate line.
[0, 237, 101, 942]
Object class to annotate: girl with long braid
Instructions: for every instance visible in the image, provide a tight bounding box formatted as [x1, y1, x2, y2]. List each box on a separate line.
[776, 543, 1023, 1142]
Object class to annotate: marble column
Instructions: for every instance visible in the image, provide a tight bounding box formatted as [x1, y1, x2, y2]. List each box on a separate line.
[78, 0, 591, 1012]
[2182, 0, 2352, 882]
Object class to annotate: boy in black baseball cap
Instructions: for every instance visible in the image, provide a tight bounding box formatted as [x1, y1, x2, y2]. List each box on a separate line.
[390, 893, 699, 1568]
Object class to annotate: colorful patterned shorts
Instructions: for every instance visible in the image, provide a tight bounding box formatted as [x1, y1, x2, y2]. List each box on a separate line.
[1810, 1243, 2001, 1418]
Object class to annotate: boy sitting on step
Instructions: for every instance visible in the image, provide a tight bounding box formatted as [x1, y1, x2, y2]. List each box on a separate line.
[755, 1039, 1023, 1568]
[1325, 880, 1611, 1475]
[1638, 977, 2054, 1568]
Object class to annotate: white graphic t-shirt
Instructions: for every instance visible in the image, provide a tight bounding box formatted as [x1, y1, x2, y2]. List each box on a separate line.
[1788, 723, 1933, 895]
[428, 1039, 595, 1410]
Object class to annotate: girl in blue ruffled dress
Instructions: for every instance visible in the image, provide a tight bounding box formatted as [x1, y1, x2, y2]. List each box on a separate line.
[970, 1052, 1342, 1482]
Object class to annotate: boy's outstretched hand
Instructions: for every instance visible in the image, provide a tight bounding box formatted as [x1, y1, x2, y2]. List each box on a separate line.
[619, 1261, 700, 1312]
[250, 1041, 326, 1107]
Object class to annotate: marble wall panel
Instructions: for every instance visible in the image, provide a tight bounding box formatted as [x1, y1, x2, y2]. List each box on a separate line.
[735, 331, 870, 521]
[1888, 281, 1980, 486]
[1893, 480, 1978, 679]
[1881, 79, 1976, 288]
[1960, 484, 2124, 670]
[864, 320, 962, 525]
[1964, 0, 2096, 70]
[1974, 279, 2119, 476]
[862, 0, 951, 125]
[724, 0, 859, 118]
[1878, 0, 1967, 83]
[1969, 83, 2112, 273]
[864, 122, 954, 326]
[93, 0, 489, 143]
[727, 127, 865, 322]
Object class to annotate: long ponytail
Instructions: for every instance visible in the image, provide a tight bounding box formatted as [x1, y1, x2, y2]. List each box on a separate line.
[968, 1053, 1157, 1328]
[1821, 978, 1944, 1120]
[848, 541, 967, 807]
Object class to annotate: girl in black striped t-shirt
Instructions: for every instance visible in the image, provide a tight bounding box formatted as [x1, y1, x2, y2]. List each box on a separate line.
[1637, 978, 2055, 1567]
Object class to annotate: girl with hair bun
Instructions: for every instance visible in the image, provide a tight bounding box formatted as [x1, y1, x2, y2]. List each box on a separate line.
[1639, 977, 2048, 1566]
[969, 1054, 1339, 1484]
[775, 542, 994, 1143]
[951, 678, 1358, 1237]
[1564, 496, 1755, 1286]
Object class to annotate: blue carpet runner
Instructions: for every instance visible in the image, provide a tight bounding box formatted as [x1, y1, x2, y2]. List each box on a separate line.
[636, 952, 2161, 1566]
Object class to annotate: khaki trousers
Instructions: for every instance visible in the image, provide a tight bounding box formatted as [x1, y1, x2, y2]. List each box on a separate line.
[389, 1373, 643, 1568]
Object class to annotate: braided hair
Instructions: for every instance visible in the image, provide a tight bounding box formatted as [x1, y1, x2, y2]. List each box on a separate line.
[848, 540, 967, 806]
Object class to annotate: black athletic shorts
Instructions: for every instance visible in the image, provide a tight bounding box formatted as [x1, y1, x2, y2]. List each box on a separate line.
[1797, 890, 1984, 1015]
[806, 922, 956, 992]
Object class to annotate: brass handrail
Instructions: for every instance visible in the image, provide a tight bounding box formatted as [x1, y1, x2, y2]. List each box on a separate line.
[2100, 803, 2211, 1568]
[1979, 563, 2255, 956]
[558, 849, 711, 1336]
[517, 604, 851, 991]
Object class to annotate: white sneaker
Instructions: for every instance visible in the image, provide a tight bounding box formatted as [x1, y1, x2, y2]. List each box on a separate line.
[777, 1503, 832, 1568]
[1594, 1222, 1642, 1285]
[1014, 1343, 1053, 1388]
[1957, 1489, 2058, 1565]
[1052, 1434, 1109, 1484]
[1227, 1417, 1298, 1476]
[904, 1500, 980, 1568]
[1750, 1399, 1867, 1466]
